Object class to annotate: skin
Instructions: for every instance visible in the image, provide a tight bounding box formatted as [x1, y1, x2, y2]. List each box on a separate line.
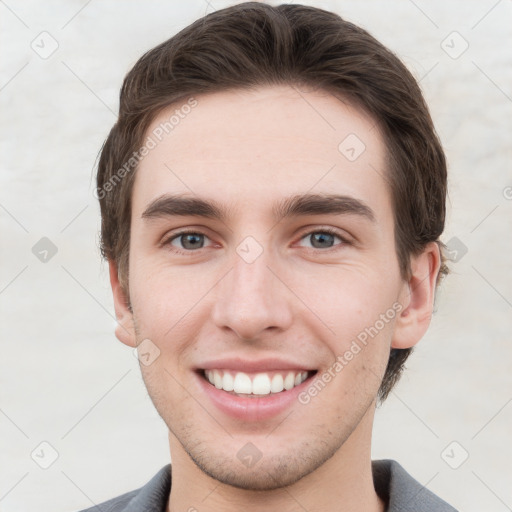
[109, 85, 440, 512]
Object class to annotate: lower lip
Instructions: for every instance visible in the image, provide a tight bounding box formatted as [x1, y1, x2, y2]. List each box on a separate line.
[196, 371, 314, 422]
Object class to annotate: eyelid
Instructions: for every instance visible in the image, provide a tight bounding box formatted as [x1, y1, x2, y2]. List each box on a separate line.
[161, 229, 215, 252]
[162, 225, 352, 254]
[295, 226, 352, 249]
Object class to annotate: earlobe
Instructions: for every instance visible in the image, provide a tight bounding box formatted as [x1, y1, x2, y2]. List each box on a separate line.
[391, 243, 441, 349]
[108, 259, 137, 347]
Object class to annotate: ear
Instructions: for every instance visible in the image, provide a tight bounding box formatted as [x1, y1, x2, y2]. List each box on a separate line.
[108, 259, 137, 348]
[391, 242, 441, 349]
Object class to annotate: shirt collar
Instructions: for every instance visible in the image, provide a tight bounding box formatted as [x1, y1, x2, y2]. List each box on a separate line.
[120, 460, 457, 512]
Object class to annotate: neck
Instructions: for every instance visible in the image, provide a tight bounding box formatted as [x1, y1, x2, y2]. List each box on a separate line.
[167, 403, 385, 512]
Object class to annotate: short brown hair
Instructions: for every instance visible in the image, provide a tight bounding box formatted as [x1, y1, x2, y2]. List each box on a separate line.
[96, 2, 448, 403]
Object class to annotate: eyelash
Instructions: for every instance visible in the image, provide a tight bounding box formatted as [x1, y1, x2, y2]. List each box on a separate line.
[162, 227, 350, 255]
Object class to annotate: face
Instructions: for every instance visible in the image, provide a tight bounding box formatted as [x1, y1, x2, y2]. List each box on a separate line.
[117, 85, 414, 490]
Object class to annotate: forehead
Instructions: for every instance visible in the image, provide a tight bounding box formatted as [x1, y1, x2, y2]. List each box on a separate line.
[132, 85, 390, 221]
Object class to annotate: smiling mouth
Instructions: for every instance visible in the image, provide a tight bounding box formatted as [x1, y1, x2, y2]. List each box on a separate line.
[200, 369, 317, 397]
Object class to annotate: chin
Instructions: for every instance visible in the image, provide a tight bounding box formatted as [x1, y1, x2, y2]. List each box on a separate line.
[184, 439, 342, 491]
[194, 457, 311, 491]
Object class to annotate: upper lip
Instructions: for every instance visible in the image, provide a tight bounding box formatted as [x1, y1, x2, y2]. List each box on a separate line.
[198, 357, 316, 373]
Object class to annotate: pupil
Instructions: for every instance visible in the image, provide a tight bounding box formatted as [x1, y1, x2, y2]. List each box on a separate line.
[183, 234, 203, 249]
[312, 232, 333, 248]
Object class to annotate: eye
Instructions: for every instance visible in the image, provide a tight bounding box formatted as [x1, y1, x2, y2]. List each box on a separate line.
[297, 228, 348, 250]
[162, 227, 350, 255]
[164, 231, 213, 253]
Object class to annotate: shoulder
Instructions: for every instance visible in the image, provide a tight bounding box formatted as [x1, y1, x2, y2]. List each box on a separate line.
[76, 488, 139, 512]
[74, 464, 172, 512]
[372, 459, 458, 512]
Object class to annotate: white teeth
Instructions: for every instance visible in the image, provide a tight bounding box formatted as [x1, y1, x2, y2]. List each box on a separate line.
[252, 373, 271, 395]
[270, 373, 284, 393]
[213, 370, 223, 389]
[222, 372, 234, 391]
[284, 372, 295, 390]
[233, 372, 252, 394]
[204, 369, 310, 395]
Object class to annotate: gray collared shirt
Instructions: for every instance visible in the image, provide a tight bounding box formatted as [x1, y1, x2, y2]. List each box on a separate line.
[76, 459, 458, 511]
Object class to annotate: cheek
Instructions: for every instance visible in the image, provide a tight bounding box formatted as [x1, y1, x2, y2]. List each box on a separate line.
[295, 264, 400, 334]
[300, 316, 397, 414]
[129, 260, 203, 331]
[292, 265, 402, 392]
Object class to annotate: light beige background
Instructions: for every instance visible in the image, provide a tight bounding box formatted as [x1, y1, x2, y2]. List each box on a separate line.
[1, 1, 511, 511]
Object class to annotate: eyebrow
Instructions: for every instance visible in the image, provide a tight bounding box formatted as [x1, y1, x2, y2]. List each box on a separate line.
[141, 193, 376, 224]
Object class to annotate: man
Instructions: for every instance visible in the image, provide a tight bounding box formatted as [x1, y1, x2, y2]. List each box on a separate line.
[82, 2, 457, 511]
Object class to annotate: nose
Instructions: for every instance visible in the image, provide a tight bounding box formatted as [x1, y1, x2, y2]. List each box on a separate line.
[211, 243, 293, 341]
